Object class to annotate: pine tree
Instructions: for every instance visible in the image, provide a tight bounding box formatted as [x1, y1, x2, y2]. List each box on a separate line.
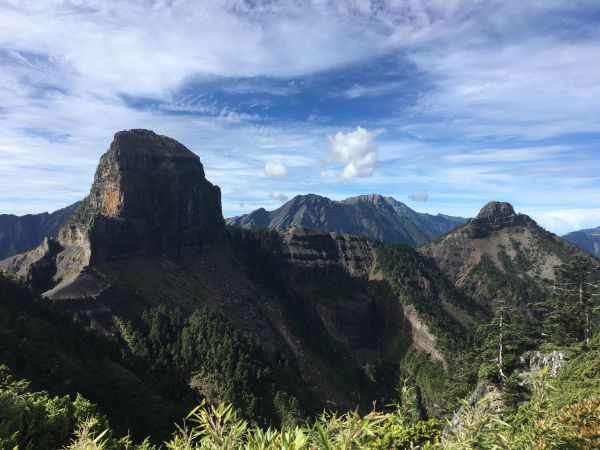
[475, 306, 537, 380]
[535, 255, 600, 344]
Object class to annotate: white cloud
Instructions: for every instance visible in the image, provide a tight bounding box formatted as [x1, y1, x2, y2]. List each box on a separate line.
[0, 0, 406, 98]
[408, 38, 600, 140]
[269, 192, 288, 202]
[409, 192, 429, 202]
[329, 127, 381, 179]
[264, 161, 288, 177]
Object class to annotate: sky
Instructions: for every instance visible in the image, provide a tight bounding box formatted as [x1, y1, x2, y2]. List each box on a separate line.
[1, 0, 599, 235]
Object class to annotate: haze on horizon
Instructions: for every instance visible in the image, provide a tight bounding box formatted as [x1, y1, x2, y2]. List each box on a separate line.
[1, 0, 599, 235]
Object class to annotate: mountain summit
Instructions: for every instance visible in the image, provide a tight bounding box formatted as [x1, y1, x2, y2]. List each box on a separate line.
[1, 130, 224, 298]
[62, 129, 224, 262]
[422, 201, 593, 309]
[475, 201, 516, 221]
[227, 193, 466, 247]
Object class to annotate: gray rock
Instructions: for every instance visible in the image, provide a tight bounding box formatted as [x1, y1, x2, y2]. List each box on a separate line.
[443, 380, 503, 442]
[62, 129, 225, 262]
[515, 350, 567, 385]
[1, 129, 225, 298]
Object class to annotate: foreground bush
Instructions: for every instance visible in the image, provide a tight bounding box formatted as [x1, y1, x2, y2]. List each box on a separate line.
[3, 364, 598, 449]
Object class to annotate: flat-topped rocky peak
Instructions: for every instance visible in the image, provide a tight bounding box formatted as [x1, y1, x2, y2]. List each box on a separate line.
[112, 129, 200, 159]
[476, 201, 516, 221]
[62, 130, 225, 261]
[1, 130, 226, 299]
[87, 129, 208, 217]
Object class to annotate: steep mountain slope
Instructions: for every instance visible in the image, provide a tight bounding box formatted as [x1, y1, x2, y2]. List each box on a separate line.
[0, 130, 475, 424]
[421, 201, 596, 310]
[226, 193, 466, 247]
[1, 129, 225, 300]
[563, 225, 600, 258]
[3, 130, 595, 438]
[0, 272, 180, 440]
[0, 202, 80, 259]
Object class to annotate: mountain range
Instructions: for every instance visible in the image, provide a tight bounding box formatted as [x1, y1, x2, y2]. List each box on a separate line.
[227, 194, 466, 247]
[0, 202, 80, 260]
[563, 226, 600, 258]
[4, 186, 598, 263]
[0, 129, 598, 447]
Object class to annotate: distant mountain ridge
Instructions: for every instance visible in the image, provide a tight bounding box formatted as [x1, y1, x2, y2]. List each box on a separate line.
[226, 193, 467, 247]
[0, 202, 81, 259]
[563, 226, 600, 258]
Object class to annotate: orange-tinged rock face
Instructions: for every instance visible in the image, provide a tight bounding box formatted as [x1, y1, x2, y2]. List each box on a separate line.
[103, 187, 122, 216]
[60, 129, 225, 260]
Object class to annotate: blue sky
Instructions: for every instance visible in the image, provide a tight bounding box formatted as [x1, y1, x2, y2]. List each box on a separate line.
[1, 1, 600, 234]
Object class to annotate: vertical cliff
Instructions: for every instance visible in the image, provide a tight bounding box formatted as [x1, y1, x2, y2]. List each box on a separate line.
[61, 129, 224, 263]
[2, 130, 225, 298]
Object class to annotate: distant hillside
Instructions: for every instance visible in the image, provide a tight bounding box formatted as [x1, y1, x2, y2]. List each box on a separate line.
[226, 194, 466, 247]
[0, 202, 80, 259]
[421, 201, 596, 311]
[563, 226, 600, 258]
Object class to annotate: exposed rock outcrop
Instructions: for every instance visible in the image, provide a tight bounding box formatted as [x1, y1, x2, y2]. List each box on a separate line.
[464, 201, 535, 239]
[444, 349, 568, 441]
[0, 237, 63, 292]
[442, 379, 503, 443]
[61, 129, 224, 262]
[273, 227, 449, 366]
[280, 226, 375, 278]
[1, 130, 225, 299]
[515, 350, 567, 385]
[421, 201, 596, 310]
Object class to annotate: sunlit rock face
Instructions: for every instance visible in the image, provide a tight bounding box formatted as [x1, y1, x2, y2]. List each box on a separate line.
[2, 130, 225, 299]
[61, 129, 225, 262]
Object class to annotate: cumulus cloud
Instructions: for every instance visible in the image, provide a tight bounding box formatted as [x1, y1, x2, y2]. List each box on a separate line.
[269, 192, 288, 202]
[409, 192, 429, 202]
[264, 162, 288, 177]
[329, 127, 381, 179]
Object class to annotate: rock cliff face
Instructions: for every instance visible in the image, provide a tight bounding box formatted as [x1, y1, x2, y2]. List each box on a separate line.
[463, 201, 536, 239]
[279, 227, 376, 278]
[271, 227, 450, 365]
[61, 129, 224, 263]
[0, 237, 63, 292]
[1, 130, 225, 298]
